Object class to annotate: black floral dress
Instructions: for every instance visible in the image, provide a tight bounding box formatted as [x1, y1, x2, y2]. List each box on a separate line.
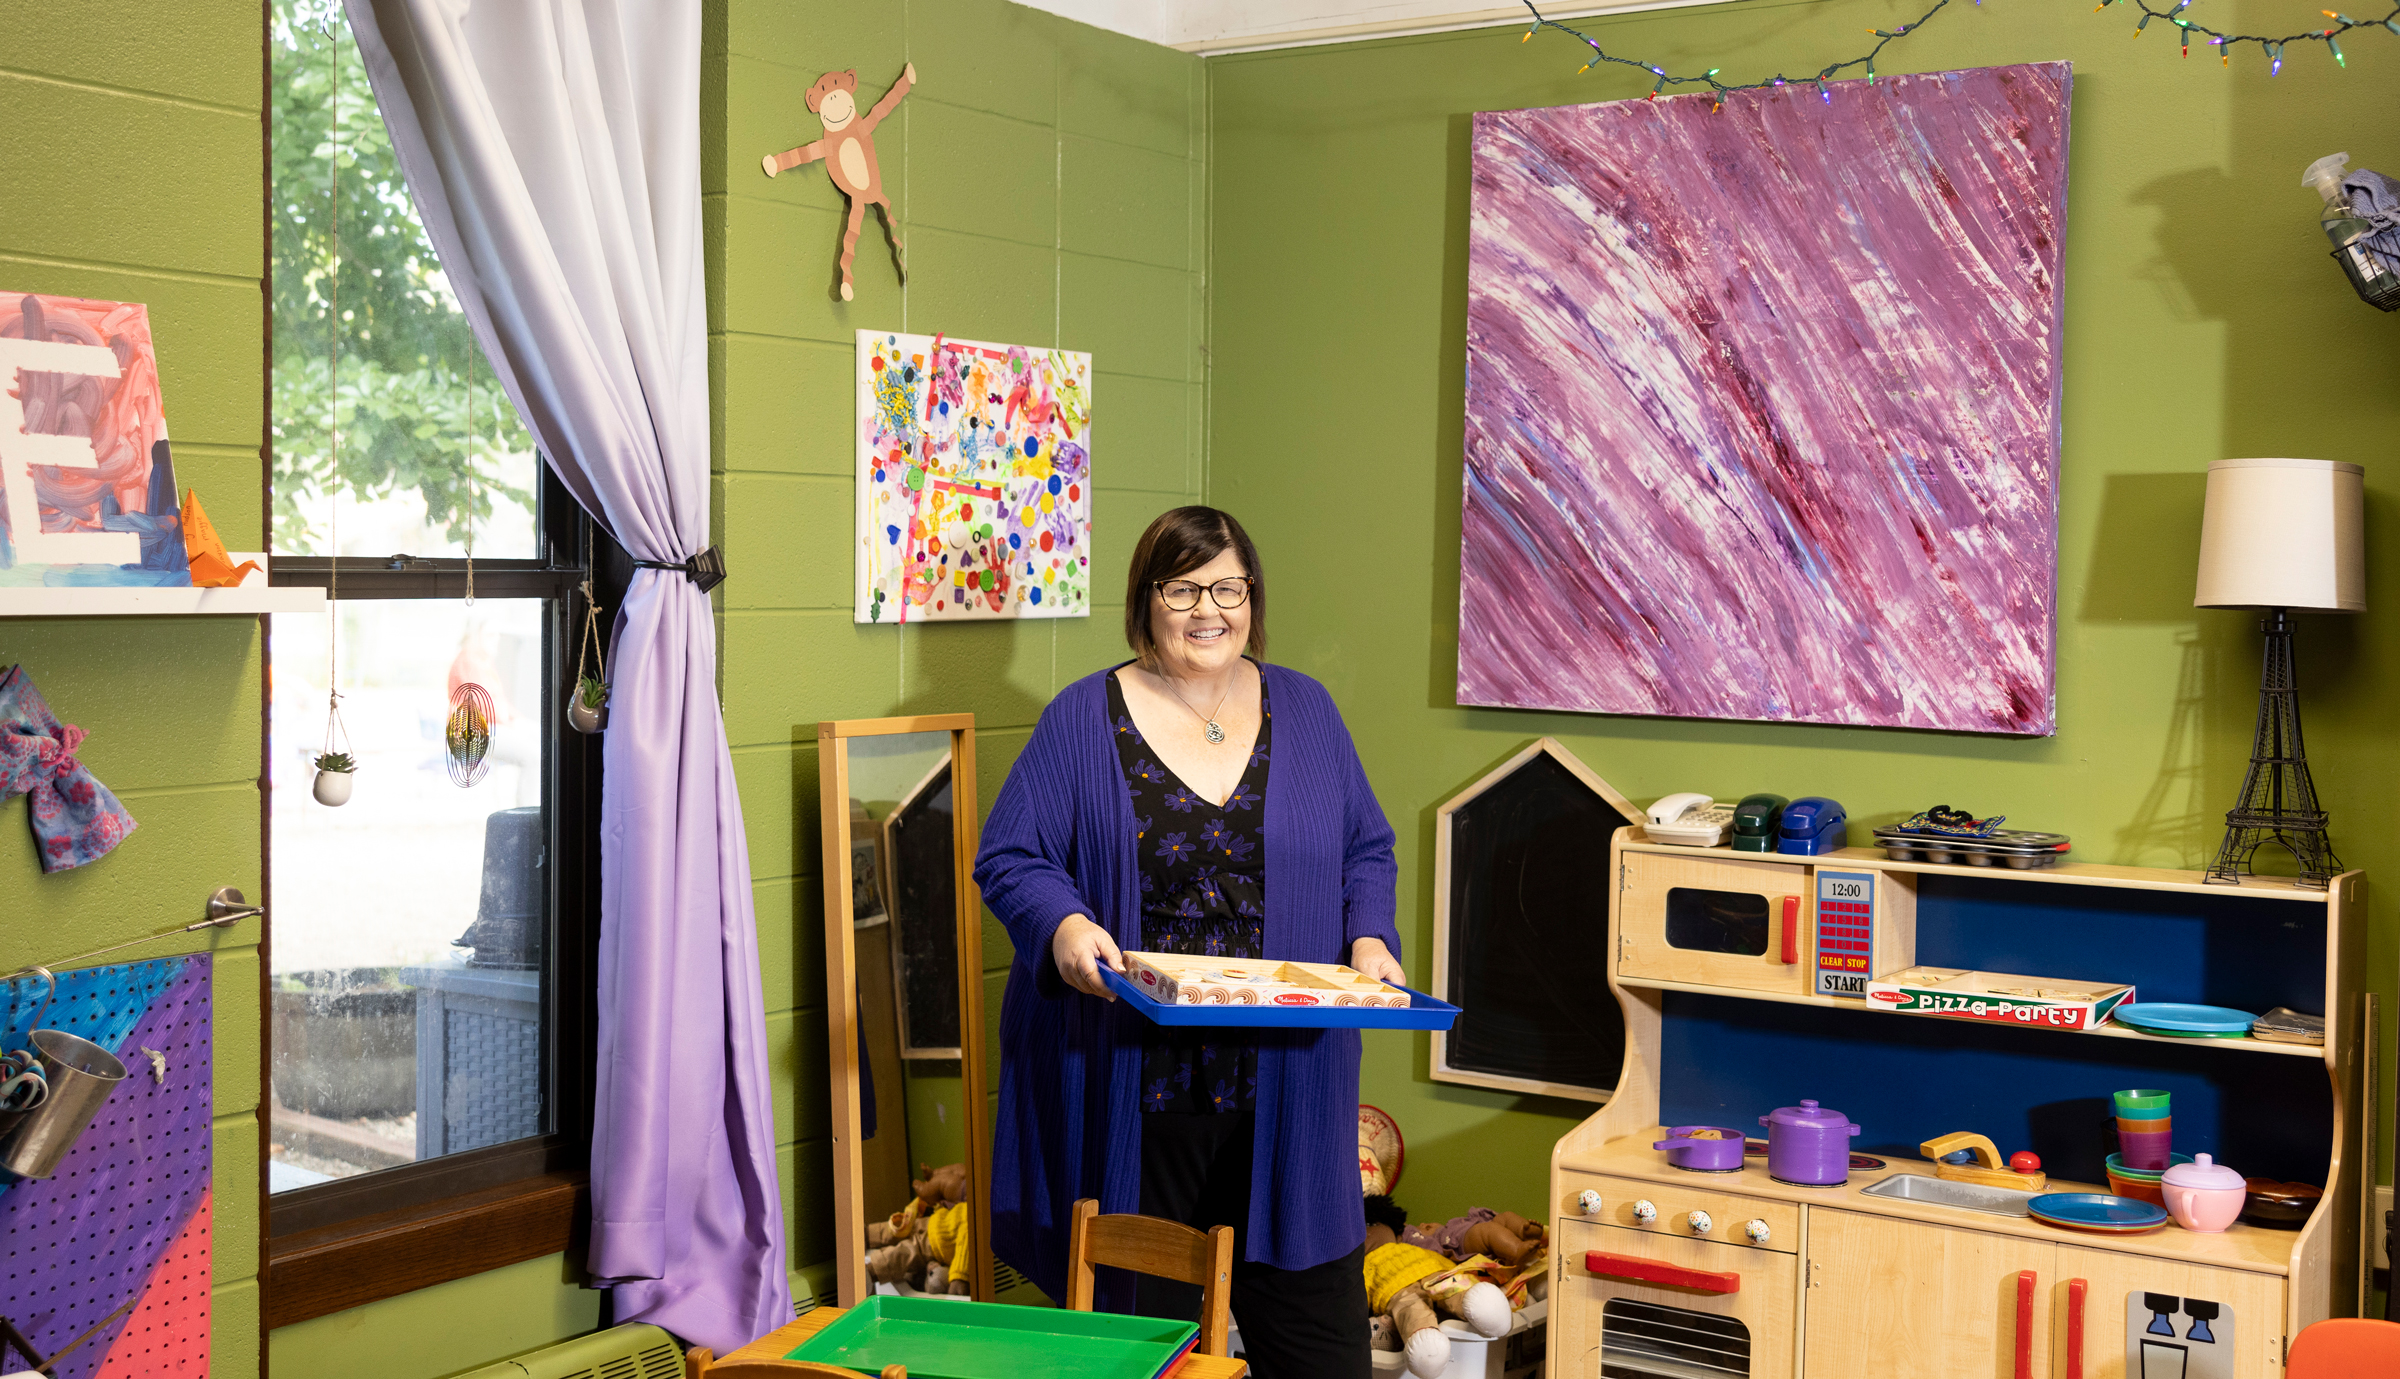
[1107, 668, 1269, 1115]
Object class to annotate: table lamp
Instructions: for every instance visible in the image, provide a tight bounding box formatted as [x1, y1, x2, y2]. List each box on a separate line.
[2194, 458, 2365, 887]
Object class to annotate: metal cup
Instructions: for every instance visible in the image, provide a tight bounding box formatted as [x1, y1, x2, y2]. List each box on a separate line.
[0, 1028, 126, 1179]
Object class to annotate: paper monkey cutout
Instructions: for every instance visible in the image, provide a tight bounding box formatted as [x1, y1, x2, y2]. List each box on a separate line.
[763, 63, 916, 301]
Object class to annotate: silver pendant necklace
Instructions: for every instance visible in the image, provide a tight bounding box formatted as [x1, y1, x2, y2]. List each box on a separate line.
[1166, 674, 1234, 745]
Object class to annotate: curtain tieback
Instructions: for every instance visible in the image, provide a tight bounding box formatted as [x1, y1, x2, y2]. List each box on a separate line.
[634, 546, 727, 594]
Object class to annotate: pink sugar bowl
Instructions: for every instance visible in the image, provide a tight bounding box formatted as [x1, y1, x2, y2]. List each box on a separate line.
[2161, 1154, 2247, 1233]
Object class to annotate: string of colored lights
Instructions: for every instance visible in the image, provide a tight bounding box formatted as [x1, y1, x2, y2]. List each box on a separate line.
[1516, 0, 1964, 106]
[2097, 0, 2400, 72]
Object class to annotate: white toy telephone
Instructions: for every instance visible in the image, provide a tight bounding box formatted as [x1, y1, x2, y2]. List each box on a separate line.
[1647, 792, 1734, 847]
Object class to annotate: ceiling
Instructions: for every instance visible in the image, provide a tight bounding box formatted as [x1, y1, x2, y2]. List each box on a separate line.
[1015, 0, 1740, 55]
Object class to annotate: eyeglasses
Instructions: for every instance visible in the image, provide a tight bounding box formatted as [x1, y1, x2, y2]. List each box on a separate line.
[1154, 577, 1253, 612]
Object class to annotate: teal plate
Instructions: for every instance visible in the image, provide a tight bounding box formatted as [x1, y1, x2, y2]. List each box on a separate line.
[2026, 1193, 2170, 1233]
[2110, 1002, 2257, 1034]
[789, 1296, 1199, 1379]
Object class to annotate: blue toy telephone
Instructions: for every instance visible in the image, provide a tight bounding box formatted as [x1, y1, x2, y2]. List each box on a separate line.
[1777, 797, 1848, 855]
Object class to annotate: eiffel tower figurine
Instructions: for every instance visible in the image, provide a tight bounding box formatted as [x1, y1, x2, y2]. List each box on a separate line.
[2206, 608, 2342, 888]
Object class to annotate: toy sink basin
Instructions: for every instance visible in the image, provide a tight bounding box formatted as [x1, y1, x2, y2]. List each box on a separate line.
[1858, 1173, 2036, 1217]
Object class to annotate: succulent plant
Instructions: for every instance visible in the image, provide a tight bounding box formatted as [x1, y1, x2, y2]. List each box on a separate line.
[314, 751, 357, 773]
[577, 674, 608, 709]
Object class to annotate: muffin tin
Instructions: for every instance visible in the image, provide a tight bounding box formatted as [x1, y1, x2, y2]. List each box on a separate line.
[1873, 825, 2072, 869]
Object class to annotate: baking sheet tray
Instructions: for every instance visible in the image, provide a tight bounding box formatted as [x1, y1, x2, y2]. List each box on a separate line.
[1103, 967, 1461, 1030]
[788, 1295, 1199, 1378]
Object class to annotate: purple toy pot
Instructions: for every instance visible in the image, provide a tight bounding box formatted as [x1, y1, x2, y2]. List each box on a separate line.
[1759, 1099, 1861, 1186]
[1653, 1127, 1746, 1172]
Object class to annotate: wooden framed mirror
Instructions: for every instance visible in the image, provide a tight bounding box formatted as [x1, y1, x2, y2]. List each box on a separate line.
[817, 714, 989, 1307]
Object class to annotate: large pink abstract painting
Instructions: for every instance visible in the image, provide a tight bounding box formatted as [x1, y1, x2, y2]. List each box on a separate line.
[1460, 64, 2069, 735]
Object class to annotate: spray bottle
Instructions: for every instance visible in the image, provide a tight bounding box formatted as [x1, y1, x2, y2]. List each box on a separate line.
[2302, 152, 2400, 308]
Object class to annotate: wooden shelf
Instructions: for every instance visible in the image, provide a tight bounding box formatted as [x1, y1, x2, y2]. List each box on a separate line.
[0, 558, 323, 617]
[1616, 975, 2326, 1058]
[1620, 839, 2346, 905]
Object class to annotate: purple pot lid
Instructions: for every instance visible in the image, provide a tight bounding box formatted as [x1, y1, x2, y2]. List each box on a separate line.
[1760, 1098, 1860, 1131]
[2162, 1153, 2244, 1190]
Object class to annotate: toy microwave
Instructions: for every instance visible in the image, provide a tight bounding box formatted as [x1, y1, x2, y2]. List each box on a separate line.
[1778, 796, 1848, 855]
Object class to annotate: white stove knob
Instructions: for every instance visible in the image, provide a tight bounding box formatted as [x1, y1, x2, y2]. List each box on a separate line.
[1744, 1219, 1771, 1245]
[1577, 1189, 1603, 1216]
[1631, 1199, 1657, 1224]
[1687, 1209, 1713, 1235]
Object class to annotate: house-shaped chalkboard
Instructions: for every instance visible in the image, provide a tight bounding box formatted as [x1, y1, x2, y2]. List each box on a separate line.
[1431, 737, 1643, 1101]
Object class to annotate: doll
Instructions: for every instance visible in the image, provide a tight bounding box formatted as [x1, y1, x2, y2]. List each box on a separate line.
[1363, 1197, 1512, 1378]
[1402, 1206, 1546, 1268]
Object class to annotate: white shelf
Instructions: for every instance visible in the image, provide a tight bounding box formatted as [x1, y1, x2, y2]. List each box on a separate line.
[1615, 975, 2327, 1057]
[0, 555, 323, 618]
[1621, 839, 2345, 904]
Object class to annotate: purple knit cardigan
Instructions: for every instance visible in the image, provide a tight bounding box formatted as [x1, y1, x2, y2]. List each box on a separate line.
[974, 662, 1400, 1309]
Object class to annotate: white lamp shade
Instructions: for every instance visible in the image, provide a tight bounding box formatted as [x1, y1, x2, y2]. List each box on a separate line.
[2193, 458, 2366, 612]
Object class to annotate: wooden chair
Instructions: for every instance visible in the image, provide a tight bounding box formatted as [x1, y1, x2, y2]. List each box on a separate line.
[2288, 1318, 2400, 1376]
[1063, 1197, 1236, 1357]
[684, 1349, 904, 1379]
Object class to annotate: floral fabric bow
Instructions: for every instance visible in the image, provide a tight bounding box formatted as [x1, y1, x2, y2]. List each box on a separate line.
[0, 664, 138, 873]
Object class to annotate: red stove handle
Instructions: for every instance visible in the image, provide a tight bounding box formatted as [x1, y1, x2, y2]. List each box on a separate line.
[1584, 1251, 1740, 1295]
[1779, 895, 1800, 965]
[2013, 1270, 2037, 1379]
[2065, 1277, 2086, 1379]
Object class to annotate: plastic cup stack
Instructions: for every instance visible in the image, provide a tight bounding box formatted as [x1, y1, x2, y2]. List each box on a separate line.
[2114, 1088, 2172, 1172]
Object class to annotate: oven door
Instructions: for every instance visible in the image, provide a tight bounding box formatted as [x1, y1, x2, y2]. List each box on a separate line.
[1553, 1219, 1798, 1379]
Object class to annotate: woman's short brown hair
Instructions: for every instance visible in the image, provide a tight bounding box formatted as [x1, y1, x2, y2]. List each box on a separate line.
[1123, 506, 1266, 662]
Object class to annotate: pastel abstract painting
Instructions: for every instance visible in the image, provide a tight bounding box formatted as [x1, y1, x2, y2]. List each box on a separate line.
[855, 331, 1093, 622]
[1459, 64, 2068, 735]
[0, 292, 193, 588]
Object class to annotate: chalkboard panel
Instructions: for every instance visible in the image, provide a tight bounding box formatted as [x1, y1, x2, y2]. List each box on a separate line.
[1441, 749, 1634, 1096]
[883, 758, 961, 1059]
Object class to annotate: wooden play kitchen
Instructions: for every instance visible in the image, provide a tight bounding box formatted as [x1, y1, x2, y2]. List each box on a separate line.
[1548, 823, 2369, 1378]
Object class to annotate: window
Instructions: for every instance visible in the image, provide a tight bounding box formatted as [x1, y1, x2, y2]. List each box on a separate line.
[263, 2, 609, 1314]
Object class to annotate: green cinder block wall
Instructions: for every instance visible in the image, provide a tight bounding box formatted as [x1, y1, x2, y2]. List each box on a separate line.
[1206, 0, 2400, 1242]
[0, 5, 270, 1373]
[707, 0, 1209, 1282]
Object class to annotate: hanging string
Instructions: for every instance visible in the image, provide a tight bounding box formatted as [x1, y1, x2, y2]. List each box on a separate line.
[322, 14, 346, 764]
[463, 342, 476, 606]
[2098, 1, 2400, 71]
[575, 577, 606, 685]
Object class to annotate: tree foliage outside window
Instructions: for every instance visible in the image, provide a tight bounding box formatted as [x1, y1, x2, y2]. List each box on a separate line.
[271, 0, 535, 556]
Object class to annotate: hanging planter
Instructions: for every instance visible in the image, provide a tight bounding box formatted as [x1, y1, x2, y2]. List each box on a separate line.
[312, 751, 356, 807]
[446, 683, 495, 787]
[568, 673, 607, 735]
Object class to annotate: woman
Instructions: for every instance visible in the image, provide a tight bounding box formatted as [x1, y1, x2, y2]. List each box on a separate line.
[975, 506, 1401, 1378]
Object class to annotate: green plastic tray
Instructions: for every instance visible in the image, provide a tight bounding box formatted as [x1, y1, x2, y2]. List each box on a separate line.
[787, 1296, 1200, 1378]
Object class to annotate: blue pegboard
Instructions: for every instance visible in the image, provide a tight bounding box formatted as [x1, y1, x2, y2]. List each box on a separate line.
[0, 958, 197, 1208]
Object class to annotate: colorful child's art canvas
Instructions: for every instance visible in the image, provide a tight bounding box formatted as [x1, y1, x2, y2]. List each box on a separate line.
[1459, 65, 2069, 735]
[0, 293, 192, 588]
[856, 331, 1092, 622]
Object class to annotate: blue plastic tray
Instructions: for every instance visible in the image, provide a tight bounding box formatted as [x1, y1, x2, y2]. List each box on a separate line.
[1102, 966, 1461, 1030]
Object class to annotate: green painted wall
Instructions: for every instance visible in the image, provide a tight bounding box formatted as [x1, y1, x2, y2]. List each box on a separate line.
[705, 0, 1208, 1282]
[1207, 0, 2400, 1230]
[0, 4, 268, 1372]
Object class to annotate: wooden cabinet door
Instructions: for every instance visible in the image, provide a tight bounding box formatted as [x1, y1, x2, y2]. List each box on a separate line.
[1618, 852, 1812, 996]
[1805, 1209, 2057, 1379]
[2052, 1246, 2285, 1379]
[1553, 1217, 1799, 1377]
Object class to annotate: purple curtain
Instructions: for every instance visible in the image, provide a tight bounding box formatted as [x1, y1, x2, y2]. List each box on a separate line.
[343, 0, 790, 1348]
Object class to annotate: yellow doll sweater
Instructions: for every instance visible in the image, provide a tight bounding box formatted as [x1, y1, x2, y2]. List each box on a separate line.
[1363, 1241, 1452, 1314]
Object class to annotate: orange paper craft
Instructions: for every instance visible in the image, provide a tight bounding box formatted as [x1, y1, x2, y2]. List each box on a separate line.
[179, 490, 260, 587]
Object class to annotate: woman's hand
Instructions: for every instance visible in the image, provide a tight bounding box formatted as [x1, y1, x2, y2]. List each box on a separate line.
[1348, 937, 1406, 988]
[1051, 914, 1124, 1000]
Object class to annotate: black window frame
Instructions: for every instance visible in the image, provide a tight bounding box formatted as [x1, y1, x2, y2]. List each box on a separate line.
[260, 464, 625, 1314]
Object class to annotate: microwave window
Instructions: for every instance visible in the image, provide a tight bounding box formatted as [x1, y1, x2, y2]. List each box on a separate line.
[1664, 888, 1770, 956]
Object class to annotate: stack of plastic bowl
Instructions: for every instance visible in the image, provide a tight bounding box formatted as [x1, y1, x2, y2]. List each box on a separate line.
[2114, 1089, 2172, 1168]
[2105, 1151, 2193, 1205]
